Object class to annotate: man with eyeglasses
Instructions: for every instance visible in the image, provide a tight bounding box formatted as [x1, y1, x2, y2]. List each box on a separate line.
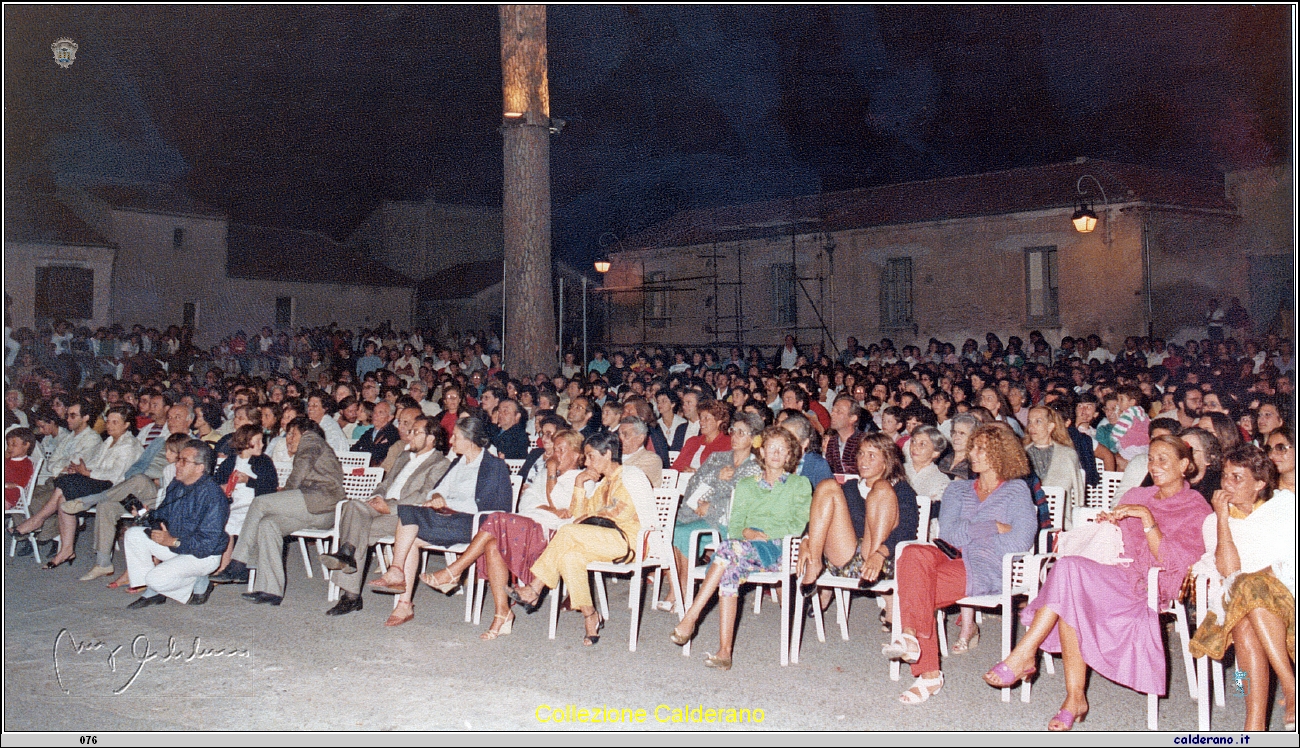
[321, 414, 450, 616]
[17, 398, 103, 548]
[125, 440, 228, 608]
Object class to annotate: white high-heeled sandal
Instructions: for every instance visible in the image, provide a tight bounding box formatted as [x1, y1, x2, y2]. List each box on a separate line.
[899, 673, 944, 704]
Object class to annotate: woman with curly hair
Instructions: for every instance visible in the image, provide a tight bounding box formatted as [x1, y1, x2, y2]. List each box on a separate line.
[885, 423, 1037, 704]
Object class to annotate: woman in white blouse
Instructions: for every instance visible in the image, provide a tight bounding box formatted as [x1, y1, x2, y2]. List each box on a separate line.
[31, 404, 142, 568]
[1189, 443, 1295, 731]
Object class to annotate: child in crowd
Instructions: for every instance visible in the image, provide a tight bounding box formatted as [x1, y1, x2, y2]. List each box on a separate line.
[4, 428, 37, 509]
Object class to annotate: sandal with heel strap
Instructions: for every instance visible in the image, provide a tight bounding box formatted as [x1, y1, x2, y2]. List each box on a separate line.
[508, 586, 544, 614]
[951, 626, 980, 654]
[420, 568, 460, 595]
[881, 632, 920, 663]
[582, 611, 604, 646]
[899, 673, 944, 704]
[480, 613, 514, 640]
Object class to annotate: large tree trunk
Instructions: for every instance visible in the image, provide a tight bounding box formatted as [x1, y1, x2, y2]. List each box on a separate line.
[500, 5, 556, 379]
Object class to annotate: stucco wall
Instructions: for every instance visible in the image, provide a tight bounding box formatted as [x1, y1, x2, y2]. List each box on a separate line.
[4, 240, 116, 329]
[606, 206, 1159, 353]
[102, 207, 412, 346]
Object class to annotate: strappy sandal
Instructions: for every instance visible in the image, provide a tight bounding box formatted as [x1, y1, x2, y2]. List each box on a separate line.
[582, 611, 604, 646]
[899, 673, 944, 704]
[480, 613, 514, 640]
[951, 625, 980, 654]
[420, 568, 460, 595]
[881, 632, 921, 663]
[508, 586, 543, 614]
[384, 601, 414, 627]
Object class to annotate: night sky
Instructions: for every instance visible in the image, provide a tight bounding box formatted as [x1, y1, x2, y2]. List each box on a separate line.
[4, 6, 1290, 268]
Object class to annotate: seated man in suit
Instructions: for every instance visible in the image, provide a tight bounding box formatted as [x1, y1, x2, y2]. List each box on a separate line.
[320, 414, 451, 616]
[212, 417, 345, 606]
[353, 400, 400, 466]
[489, 399, 530, 460]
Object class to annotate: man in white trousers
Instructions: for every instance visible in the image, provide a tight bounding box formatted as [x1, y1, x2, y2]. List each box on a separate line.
[124, 440, 229, 608]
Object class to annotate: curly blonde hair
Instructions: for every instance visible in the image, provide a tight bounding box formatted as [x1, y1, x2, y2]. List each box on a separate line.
[971, 423, 1030, 480]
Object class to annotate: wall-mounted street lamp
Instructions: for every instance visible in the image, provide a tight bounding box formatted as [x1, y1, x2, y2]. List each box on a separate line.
[1072, 174, 1110, 245]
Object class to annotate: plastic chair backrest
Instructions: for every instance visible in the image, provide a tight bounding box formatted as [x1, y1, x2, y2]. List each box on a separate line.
[509, 474, 524, 510]
[1041, 486, 1067, 529]
[342, 467, 384, 501]
[659, 469, 679, 489]
[336, 451, 370, 472]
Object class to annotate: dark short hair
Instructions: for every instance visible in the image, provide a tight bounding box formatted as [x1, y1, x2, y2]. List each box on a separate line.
[6, 427, 36, 455]
[1149, 417, 1182, 438]
[287, 415, 324, 440]
[1222, 444, 1278, 502]
[584, 429, 622, 463]
[196, 402, 224, 430]
[229, 424, 264, 454]
[412, 414, 448, 453]
[104, 403, 137, 433]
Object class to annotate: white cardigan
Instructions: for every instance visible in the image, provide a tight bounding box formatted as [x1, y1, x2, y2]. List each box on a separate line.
[1192, 489, 1296, 618]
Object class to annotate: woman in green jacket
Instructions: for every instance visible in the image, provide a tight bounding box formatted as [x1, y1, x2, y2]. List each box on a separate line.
[669, 425, 813, 670]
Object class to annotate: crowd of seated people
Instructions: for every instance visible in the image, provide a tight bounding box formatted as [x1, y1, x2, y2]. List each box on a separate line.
[3, 318, 1296, 731]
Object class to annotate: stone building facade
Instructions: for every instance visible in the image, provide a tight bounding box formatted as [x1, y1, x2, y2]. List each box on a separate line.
[601, 159, 1291, 354]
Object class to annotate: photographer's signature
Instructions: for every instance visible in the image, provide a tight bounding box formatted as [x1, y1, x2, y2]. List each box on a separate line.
[53, 628, 250, 695]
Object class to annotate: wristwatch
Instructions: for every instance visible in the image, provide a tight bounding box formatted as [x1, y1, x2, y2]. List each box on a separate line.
[172, 538, 182, 548]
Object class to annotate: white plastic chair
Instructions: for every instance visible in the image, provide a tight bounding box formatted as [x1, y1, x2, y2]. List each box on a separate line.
[681, 532, 801, 666]
[274, 463, 293, 489]
[659, 469, 679, 490]
[1083, 470, 1124, 510]
[504, 459, 525, 476]
[1193, 575, 1227, 731]
[1036, 485, 1068, 553]
[884, 540, 1042, 702]
[5, 454, 44, 563]
[335, 451, 370, 473]
[546, 488, 684, 651]
[791, 490, 936, 661]
[291, 467, 382, 593]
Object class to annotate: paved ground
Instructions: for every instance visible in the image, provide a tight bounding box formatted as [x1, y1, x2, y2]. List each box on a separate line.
[3, 538, 1287, 734]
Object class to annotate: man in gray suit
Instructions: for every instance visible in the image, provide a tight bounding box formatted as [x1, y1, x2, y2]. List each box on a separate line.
[212, 417, 345, 606]
[320, 412, 450, 616]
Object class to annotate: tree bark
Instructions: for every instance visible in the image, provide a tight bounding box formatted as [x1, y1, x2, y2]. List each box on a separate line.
[500, 5, 556, 379]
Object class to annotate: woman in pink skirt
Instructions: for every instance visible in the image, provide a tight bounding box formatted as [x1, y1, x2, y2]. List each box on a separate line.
[984, 435, 1211, 730]
[419, 429, 585, 639]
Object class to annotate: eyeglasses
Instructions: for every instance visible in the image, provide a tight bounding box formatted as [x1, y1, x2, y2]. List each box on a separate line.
[1268, 443, 1293, 454]
[175, 457, 199, 466]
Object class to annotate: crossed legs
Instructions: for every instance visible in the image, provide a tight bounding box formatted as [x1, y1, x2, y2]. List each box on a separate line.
[1233, 607, 1296, 731]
